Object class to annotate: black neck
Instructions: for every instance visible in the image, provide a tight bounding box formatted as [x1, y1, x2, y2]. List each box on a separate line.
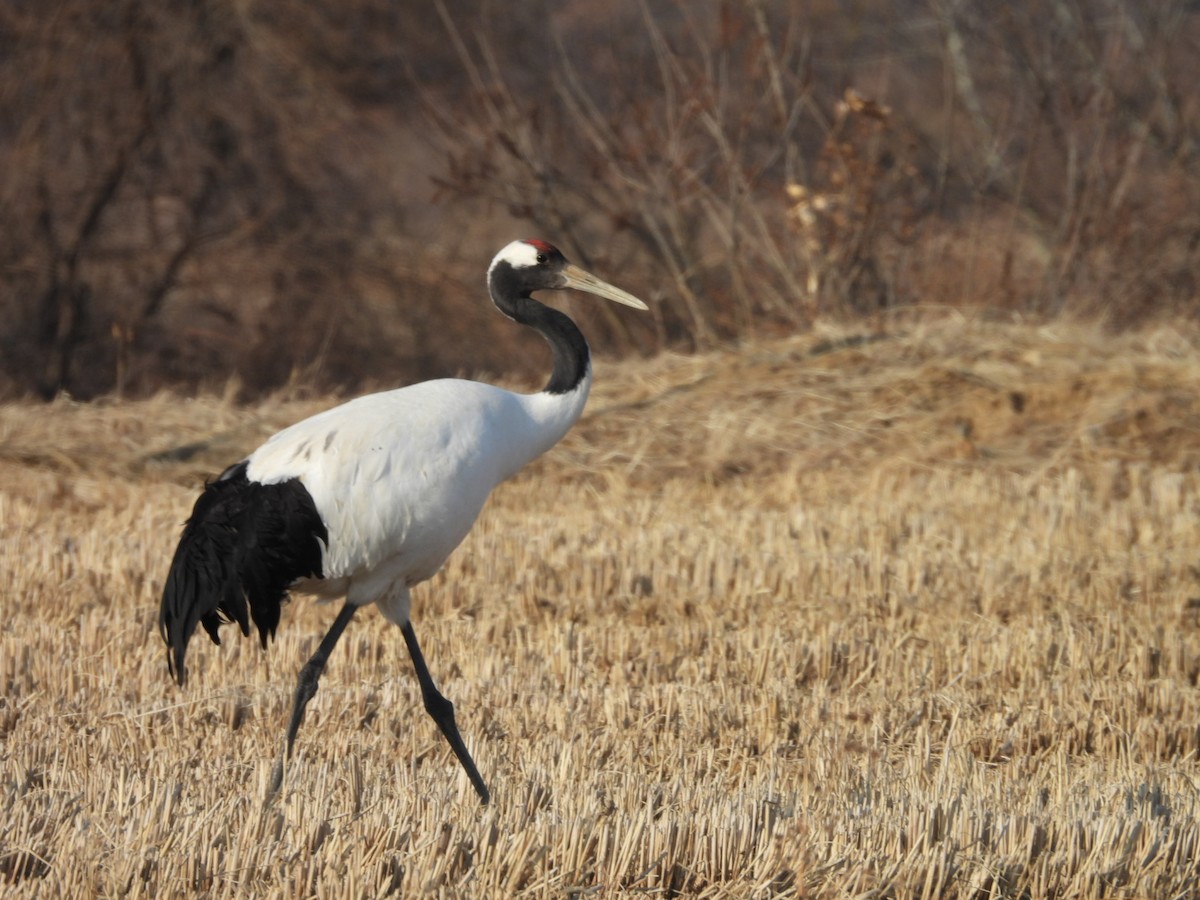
[490, 266, 591, 395]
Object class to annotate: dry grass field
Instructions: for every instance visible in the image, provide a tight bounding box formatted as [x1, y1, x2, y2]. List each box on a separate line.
[3, 315, 1200, 897]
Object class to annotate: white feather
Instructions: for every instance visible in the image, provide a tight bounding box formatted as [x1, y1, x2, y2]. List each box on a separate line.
[245, 374, 590, 608]
[489, 239, 543, 272]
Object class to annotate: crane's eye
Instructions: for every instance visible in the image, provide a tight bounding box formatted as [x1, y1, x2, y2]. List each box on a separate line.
[536, 252, 548, 265]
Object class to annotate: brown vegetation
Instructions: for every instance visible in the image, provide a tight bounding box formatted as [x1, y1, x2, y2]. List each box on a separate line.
[3, 317, 1200, 895]
[3, 1, 1199, 399]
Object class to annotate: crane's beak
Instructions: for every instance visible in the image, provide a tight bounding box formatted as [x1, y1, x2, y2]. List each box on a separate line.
[560, 263, 649, 310]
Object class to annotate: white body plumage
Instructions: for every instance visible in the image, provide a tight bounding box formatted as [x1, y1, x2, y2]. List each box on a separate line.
[246, 376, 590, 619]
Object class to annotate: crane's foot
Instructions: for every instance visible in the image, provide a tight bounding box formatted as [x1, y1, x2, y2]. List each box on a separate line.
[400, 621, 491, 805]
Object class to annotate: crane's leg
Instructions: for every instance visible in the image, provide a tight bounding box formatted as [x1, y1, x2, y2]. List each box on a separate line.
[400, 621, 490, 805]
[267, 600, 357, 798]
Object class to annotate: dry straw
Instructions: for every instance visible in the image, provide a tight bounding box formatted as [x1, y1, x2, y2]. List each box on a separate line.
[3, 315, 1200, 896]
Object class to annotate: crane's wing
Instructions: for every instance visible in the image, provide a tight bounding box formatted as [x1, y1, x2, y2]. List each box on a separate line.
[159, 460, 328, 685]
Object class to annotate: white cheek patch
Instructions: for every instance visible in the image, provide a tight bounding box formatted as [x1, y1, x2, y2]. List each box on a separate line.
[491, 240, 542, 272]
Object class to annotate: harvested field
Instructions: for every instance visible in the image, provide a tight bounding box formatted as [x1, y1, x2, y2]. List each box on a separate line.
[3, 315, 1200, 896]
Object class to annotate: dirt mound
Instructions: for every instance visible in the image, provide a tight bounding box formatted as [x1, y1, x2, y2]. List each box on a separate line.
[2, 314, 1198, 494]
[572, 315, 1200, 488]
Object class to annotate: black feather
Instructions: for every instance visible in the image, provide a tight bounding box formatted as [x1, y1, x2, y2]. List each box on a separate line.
[159, 461, 328, 685]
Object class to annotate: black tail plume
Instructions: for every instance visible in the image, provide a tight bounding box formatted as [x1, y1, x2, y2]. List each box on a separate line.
[159, 461, 328, 685]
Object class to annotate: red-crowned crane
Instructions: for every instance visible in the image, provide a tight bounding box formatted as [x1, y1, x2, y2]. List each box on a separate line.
[159, 240, 647, 804]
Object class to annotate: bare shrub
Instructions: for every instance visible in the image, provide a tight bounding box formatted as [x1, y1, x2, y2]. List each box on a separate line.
[0, 0, 475, 399]
[425, 0, 1200, 335]
[786, 89, 927, 314]
[915, 0, 1200, 317]
[423, 1, 829, 351]
[1, 0, 1198, 399]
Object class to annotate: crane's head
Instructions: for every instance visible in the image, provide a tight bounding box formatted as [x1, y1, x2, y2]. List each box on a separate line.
[489, 240, 648, 310]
